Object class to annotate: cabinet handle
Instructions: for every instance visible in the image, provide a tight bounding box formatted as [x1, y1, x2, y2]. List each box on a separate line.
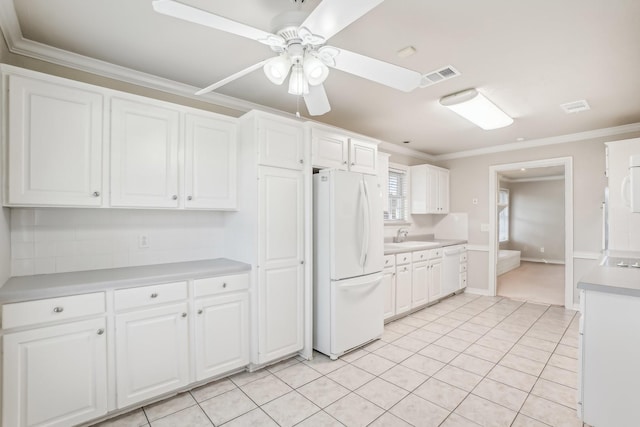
[181, 312, 187, 318]
[187, 196, 193, 201]
[53, 306, 64, 313]
[172, 195, 178, 200]
[150, 293, 158, 298]
[92, 191, 100, 197]
[97, 328, 105, 335]
[198, 309, 203, 315]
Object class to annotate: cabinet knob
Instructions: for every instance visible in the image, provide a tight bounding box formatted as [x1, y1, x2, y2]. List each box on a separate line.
[198, 309, 203, 315]
[53, 306, 64, 313]
[150, 293, 158, 298]
[351, 162, 355, 166]
[187, 196, 193, 201]
[97, 328, 105, 335]
[300, 260, 305, 265]
[181, 312, 187, 318]
[92, 191, 100, 197]
[172, 195, 178, 200]
[299, 159, 304, 164]
[222, 283, 227, 288]
[343, 161, 348, 165]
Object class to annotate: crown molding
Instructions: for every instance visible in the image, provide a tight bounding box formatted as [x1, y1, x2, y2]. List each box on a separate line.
[435, 122, 640, 161]
[378, 141, 436, 162]
[501, 175, 564, 183]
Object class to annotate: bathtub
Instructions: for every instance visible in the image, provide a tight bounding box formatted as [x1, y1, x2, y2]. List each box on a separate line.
[497, 250, 521, 276]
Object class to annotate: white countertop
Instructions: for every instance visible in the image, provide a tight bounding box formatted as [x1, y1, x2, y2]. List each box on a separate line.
[384, 239, 467, 255]
[578, 253, 640, 297]
[0, 259, 251, 304]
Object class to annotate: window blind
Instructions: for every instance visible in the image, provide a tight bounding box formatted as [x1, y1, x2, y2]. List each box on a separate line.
[385, 168, 408, 221]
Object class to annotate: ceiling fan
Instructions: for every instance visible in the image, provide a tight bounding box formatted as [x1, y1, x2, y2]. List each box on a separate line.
[152, 0, 428, 116]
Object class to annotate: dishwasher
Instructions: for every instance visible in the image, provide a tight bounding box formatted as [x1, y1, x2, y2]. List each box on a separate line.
[441, 245, 464, 296]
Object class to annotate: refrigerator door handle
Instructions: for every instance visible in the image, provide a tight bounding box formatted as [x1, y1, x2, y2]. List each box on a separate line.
[338, 276, 382, 289]
[362, 178, 371, 267]
[359, 180, 368, 267]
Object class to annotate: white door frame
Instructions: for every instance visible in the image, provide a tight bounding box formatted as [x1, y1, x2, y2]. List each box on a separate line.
[488, 157, 574, 307]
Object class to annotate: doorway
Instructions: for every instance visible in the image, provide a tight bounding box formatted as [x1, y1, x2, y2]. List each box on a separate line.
[488, 158, 574, 307]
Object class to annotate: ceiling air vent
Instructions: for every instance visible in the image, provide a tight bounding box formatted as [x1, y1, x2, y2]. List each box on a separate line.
[420, 65, 460, 88]
[560, 99, 590, 114]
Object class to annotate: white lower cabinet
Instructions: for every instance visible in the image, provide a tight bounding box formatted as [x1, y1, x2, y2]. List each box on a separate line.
[194, 292, 249, 381]
[115, 302, 190, 408]
[395, 264, 412, 315]
[3, 318, 108, 427]
[382, 267, 396, 320]
[411, 261, 429, 308]
[428, 258, 443, 302]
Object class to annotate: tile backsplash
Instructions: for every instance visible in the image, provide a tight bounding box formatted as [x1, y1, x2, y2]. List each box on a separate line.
[10, 208, 229, 276]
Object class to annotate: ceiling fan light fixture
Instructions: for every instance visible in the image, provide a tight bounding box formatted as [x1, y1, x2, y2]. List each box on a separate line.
[263, 54, 291, 85]
[440, 89, 513, 130]
[288, 64, 309, 95]
[303, 55, 329, 85]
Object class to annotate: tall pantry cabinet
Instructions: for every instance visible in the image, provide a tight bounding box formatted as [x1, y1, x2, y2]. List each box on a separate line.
[226, 111, 312, 367]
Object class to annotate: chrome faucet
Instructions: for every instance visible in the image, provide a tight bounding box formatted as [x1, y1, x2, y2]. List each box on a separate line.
[395, 228, 409, 243]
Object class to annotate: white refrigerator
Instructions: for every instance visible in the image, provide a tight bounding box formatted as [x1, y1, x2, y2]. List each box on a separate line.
[313, 169, 384, 360]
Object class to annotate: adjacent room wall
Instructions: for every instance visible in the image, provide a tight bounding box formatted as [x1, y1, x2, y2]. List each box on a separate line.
[505, 178, 565, 262]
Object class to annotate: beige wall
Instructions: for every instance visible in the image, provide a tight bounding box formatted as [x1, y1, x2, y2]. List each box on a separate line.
[505, 179, 565, 262]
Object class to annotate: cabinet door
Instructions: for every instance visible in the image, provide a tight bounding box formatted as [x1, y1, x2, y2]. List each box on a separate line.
[258, 166, 305, 363]
[110, 97, 180, 208]
[412, 261, 429, 308]
[115, 302, 189, 408]
[429, 259, 443, 302]
[311, 128, 348, 170]
[349, 138, 378, 175]
[437, 169, 450, 213]
[257, 117, 305, 170]
[185, 113, 237, 209]
[195, 292, 249, 381]
[426, 167, 439, 213]
[3, 318, 107, 427]
[382, 268, 396, 320]
[395, 265, 412, 315]
[7, 75, 103, 207]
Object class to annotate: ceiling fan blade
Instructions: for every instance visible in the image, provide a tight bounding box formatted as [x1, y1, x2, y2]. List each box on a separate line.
[327, 47, 422, 92]
[301, 0, 384, 42]
[195, 59, 269, 95]
[304, 84, 331, 116]
[152, 0, 284, 47]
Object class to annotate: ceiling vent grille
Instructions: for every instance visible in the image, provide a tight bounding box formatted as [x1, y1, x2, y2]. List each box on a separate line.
[560, 99, 590, 114]
[420, 65, 460, 88]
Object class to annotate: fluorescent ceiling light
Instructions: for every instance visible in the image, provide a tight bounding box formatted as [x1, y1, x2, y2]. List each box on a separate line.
[440, 89, 513, 130]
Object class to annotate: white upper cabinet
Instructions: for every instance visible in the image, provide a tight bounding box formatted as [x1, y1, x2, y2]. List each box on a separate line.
[311, 128, 349, 170]
[5, 74, 104, 207]
[349, 138, 378, 175]
[110, 97, 180, 208]
[410, 164, 450, 214]
[258, 116, 305, 170]
[377, 152, 390, 213]
[184, 113, 237, 209]
[309, 125, 378, 175]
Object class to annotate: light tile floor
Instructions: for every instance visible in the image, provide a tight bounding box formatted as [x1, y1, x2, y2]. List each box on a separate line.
[91, 293, 587, 427]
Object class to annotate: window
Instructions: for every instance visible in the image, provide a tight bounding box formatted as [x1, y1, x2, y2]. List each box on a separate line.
[385, 168, 408, 222]
[498, 188, 509, 242]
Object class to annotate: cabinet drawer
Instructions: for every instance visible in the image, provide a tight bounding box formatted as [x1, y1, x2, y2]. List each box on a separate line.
[2, 292, 105, 329]
[383, 255, 395, 269]
[396, 253, 411, 266]
[461, 252, 468, 262]
[460, 262, 468, 273]
[114, 281, 187, 311]
[460, 272, 467, 288]
[430, 248, 443, 259]
[412, 250, 429, 263]
[194, 274, 249, 298]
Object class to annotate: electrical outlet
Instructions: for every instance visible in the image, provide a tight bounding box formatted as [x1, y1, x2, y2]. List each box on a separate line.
[139, 234, 149, 248]
[540, 247, 545, 253]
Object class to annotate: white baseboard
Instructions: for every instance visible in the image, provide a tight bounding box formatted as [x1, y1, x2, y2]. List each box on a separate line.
[521, 257, 565, 265]
[464, 287, 492, 296]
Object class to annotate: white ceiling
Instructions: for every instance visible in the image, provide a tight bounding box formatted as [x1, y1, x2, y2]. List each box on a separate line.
[499, 165, 565, 181]
[5, 0, 640, 155]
